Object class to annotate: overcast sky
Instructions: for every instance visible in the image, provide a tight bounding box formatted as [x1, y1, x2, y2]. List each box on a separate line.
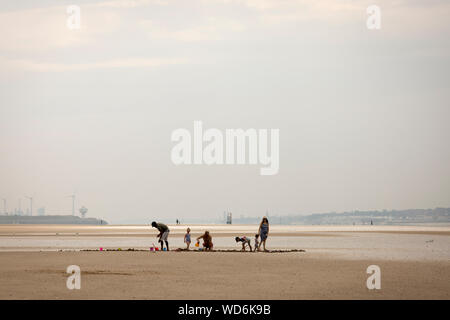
[1, 0, 449, 224]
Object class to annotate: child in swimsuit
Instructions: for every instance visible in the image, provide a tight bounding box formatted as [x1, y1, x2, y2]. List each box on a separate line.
[184, 228, 191, 250]
[254, 234, 260, 252]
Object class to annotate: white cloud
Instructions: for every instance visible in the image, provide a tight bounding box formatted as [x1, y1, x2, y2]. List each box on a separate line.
[89, 0, 168, 8]
[140, 18, 246, 42]
[205, 0, 450, 32]
[0, 0, 174, 53]
[0, 56, 188, 72]
[0, 5, 122, 52]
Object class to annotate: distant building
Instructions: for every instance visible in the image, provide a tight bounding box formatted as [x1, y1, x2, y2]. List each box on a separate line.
[37, 207, 45, 216]
[0, 215, 107, 225]
[226, 212, 232, 224]
[79, 206, 88, 218]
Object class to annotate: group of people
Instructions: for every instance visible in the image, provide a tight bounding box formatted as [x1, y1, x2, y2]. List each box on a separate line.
[151, 217, 270, 252]
[235, 216, 269, 252]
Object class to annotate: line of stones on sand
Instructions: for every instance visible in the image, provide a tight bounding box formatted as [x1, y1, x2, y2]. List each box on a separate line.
[75, 248, 306, 253]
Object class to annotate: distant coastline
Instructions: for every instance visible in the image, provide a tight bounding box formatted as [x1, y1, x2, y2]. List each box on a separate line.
[111, 207, 450, 225]
[232, 207, 450, 226]
[0, 215, 107, 225]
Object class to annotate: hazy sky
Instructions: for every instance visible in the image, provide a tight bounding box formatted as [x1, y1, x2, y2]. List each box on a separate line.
[1, 0, 449, 224]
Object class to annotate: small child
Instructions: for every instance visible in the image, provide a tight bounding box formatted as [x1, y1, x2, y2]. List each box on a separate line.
[254, 234, 260, 252]
[235, 236, 252, 252]
[184, 228, 191, 250]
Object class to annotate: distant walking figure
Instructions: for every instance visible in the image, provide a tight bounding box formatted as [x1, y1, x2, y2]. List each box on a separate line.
[258, 217, 269, 252]
[151, 221, 170, 251]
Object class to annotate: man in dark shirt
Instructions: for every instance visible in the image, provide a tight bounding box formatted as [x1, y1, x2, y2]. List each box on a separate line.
[151, 221, 170, 251]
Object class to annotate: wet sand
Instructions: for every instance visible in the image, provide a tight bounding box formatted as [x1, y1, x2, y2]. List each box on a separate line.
[1, 224, 449, 237]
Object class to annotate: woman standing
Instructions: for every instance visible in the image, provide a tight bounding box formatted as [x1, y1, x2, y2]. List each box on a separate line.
[258, 217, 269, 252]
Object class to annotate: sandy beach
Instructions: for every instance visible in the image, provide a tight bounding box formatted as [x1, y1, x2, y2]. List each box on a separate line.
[0, 224, 449, 299]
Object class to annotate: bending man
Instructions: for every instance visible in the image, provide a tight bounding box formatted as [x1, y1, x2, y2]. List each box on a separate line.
[151, 221, 170, 251]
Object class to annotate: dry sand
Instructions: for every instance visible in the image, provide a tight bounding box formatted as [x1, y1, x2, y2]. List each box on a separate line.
[0, 251, 449, 299]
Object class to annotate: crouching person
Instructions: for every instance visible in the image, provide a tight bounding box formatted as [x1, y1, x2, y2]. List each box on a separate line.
[235, 236, 252, 252]
[196, 231, 213, 251]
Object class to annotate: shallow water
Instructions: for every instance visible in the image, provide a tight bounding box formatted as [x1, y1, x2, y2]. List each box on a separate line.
[1, 230, 449, 262]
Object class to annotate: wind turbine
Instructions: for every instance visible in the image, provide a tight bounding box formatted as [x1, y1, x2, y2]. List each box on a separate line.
[68, 193, 75, 216]
[25, 196, 33, 216]
[1, 198, 6, 215]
